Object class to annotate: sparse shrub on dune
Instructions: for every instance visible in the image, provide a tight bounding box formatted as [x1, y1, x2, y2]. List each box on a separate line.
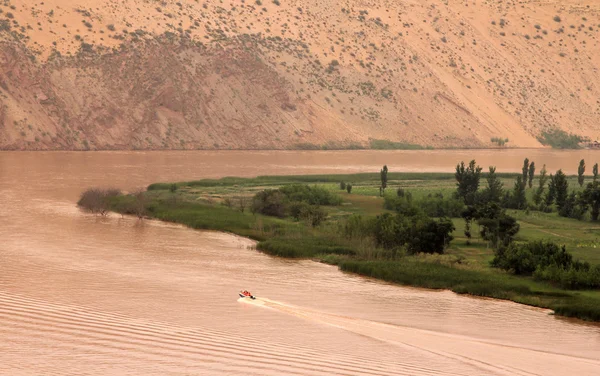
[3, 0, 600, 151]
[537, 129, 585, 149]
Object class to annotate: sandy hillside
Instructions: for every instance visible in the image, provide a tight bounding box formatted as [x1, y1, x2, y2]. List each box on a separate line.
[0, 0, 599, 150]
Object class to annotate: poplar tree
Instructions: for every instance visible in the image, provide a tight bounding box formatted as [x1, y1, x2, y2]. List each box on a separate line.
[584, 180, 600, 221]
[553, 170, 569, 210]
[483, 166, 503, 203]
[578, 159, 586, 187]
[521, 158, 530, 189]
[511, 176, 527, 209]
[528, 162, 535, 189]
[380, 165, 388, 196]
[533, 164, 548, 206]
[545, 173, 556, 207]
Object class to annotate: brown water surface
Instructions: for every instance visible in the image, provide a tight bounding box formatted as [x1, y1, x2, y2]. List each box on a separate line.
[1, 150, 599, 375]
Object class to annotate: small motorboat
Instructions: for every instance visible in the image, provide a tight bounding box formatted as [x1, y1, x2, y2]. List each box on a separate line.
[239, 290, 256, 300]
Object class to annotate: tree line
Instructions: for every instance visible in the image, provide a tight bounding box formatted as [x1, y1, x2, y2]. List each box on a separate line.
[457, 158, 600, 221]
[452, 158, 600, 289]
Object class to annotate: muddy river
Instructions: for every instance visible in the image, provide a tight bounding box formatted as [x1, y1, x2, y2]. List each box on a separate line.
[0, 150, 599, 375]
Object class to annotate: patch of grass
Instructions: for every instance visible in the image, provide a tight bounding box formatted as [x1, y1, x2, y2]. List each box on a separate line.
[369, 139, 432, 150]
[260, 236, 355, 258]
[110, 193, 352, 258]
[337, 259, 600, 321]
[537, 129, 586, 149]
[110, 194, 288, 240]
[290, 142, 365, 150]
[148, 172, 462, 191]
[338, 259, 530, 296]
[510, 210, 600, 266]
[292, 142, 322, 150]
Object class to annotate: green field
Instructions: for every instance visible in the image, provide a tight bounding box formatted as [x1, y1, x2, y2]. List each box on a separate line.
[108, 172, 600, 321]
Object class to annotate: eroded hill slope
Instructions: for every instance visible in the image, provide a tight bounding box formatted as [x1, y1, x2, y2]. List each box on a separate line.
[0, 0, 599, 150]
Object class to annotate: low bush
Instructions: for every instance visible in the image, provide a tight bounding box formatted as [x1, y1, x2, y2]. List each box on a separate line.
[251, 184, 340, 220]
[406, 216, 455, 254]
[491, 137, 509, 146]
[289, 202, 327, 227]
[417, 194, 464, 217]
[279, 184, 342, 206]
[372, 213, 454, 254]
[534, 263, 600, 289]
[343, 214, 375, 240]
[383, 195, 422, 217]
[491, 240, 600, 289]
[77, 188, 121, 215]
[492, 240, 573, 275]
[537, 129, 585, 149]
[251, 189, 287, 217]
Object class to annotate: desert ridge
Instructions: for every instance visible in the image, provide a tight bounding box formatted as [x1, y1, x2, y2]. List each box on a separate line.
[0, 0, 598, 150]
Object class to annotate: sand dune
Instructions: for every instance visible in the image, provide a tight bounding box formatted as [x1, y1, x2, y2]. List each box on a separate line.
[0, 0, 599, 150]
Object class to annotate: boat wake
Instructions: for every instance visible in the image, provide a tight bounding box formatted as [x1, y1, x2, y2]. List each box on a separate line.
[0, 291, 411, 376]
[239, 297, 600, 376]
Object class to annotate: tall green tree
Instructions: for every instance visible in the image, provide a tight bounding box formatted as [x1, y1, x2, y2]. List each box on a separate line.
[559, 191, 588, 220]
[578, 159, 586, 187]
[455, 160, 482, 205]
[521, 158, 530, 189]
[461, 205, 478, 244]
[594, 163, 598, 183]
[481, 213, 520, 248]
[482, 166, 503, 203]
[545, 173, 556, 207]
[380, 165, 388, 196]
[584, 181, 600, 221]
[476, 203, 520, 248]
[533, 164, 548, 206]
[553, 170, 569, 211]
[528, 162, 535, 189]
[510, 176, 527, 209]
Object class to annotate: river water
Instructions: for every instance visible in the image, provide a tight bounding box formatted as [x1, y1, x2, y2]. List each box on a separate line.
[0, 150, 599, 375]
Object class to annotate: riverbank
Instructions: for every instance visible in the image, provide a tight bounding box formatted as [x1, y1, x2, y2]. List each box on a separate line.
[107, 173, 600, 321]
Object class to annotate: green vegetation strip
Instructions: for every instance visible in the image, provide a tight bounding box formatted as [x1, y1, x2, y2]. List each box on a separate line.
[102, 172, 600, 322]
[147, 172, 523, 190]
[335, 259, 599, 321]
[537, 129, 587, 149]
[369, 139, 433, 150]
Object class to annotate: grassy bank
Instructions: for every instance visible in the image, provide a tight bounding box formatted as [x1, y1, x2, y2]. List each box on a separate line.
[334, 259, 599, 321]
[108, 173, 600, 322]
